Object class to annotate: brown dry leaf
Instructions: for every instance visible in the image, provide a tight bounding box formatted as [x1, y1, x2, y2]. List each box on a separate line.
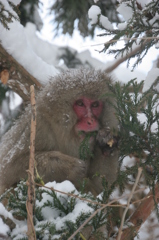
[0, 69, 9, 84]
[107, 139, 114, 147]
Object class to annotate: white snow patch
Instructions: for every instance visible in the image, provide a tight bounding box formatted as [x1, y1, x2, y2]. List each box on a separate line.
[100, 15, 113, 30]
[0, 218, 10, 236]
[143, 68, 159, 92]
[118, 22, 127, 30]
[117, 2, 133, 21]
[88, 5, 113, 30]
[88, 5, 101, 24]
[137, 0, 152, 9]
[9, 0, 21, 5]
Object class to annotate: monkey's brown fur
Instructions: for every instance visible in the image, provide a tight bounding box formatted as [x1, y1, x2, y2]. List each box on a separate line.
[0, 68, 118, 195]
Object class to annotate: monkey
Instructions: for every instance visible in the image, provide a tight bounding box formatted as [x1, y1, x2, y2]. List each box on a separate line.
[0, 68, 118, 196]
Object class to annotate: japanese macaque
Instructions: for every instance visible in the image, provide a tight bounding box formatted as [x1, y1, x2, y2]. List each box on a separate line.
[0, 68, 118, 196]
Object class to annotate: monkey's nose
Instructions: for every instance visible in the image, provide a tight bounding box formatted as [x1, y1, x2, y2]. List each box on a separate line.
[86, 117, 98, 131]
[87, 118, 94, 125]
[76, 117, 99, 132]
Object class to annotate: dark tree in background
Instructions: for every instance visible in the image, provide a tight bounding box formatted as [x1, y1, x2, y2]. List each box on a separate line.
[19, 0, 40, 27]
[19, 0, 119, 36]
[50, 0, 120, 37]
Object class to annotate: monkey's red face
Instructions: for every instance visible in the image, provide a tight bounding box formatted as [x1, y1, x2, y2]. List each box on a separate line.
[73, 97, 103, 137]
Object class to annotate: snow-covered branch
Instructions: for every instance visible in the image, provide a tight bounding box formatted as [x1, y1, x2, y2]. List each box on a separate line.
[0, 43, 41, 101]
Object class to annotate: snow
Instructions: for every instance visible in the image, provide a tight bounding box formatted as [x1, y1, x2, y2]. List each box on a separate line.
[117, 22, 127, 30]
[0, 218, 9, 236]
[0, 3, 59, 86]
[137, 0, 152, 9]
[9, 0, 21, 5]
[0, 203, 14, 236]
[88, 5, 113, 30]
[88, 5, 101, 25]
[100, 15, 113, 30]
[143, 68, 159, 92]
[0, 0, 18, 18]
[117, 2, 133, 21]
[0, 181, 93, 238]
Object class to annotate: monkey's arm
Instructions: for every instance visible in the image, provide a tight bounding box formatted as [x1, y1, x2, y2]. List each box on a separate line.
[0, 151, 88, 195]
[35, 151, 88, 188]
[86, 129, 119, 195]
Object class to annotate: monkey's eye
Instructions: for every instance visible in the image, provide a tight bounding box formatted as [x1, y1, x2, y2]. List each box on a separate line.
[76, 100, 84, 107]
[91, 101, 99, 108]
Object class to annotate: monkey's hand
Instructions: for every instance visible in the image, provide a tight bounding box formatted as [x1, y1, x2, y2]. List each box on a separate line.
[35, 151, 88, 188]
[96, 128, 118, 155]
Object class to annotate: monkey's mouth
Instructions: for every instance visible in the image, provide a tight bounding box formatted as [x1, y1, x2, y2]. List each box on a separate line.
[79, 131, 97, 160]
[78, 131, 97, 141]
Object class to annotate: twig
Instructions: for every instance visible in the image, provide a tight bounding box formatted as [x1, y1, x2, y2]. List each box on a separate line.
[68, 186, 145, 240]
[90, 36, 159, 47]
[35, 182, 146, 208]
[105, 40, 149, 73]
[26, 85, 36, 240]
[68, 204, 106, 240]
[117, 167, 143, 240]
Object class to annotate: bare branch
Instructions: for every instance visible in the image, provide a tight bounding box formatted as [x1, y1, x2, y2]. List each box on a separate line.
[105, 40, 149, 73]
[35, 182, 145, 209]
[68, 187, 145, 240]
[26, 85, 36, 240]
[117, 167, 143, 240]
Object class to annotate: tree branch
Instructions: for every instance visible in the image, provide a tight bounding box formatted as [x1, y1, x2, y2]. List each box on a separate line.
[26, 85, 36, 240]
[105, 40, 149, 73]
[117, 167, 143, 240]
[0, 43, 42, 101]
